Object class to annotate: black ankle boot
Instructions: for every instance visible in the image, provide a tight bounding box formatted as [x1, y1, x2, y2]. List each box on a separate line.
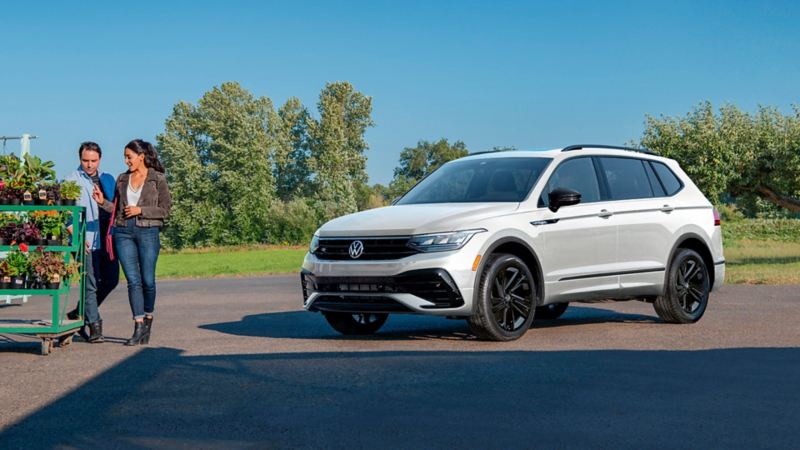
[143, 316, 153, 345]
[87, 320, 105, 344]
[67, 308, 80, 321]
[125, 321, 147, 346]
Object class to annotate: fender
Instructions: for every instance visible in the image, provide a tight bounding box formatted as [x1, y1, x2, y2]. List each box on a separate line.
[471, 235, 545, 313]
[663, 231, 715, 295]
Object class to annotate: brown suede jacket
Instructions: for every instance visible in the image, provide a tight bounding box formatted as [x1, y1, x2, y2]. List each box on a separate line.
[99, 168, 171, 228]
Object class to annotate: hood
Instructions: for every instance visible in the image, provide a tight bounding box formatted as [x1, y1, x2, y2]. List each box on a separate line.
[317, 203, 519, 237]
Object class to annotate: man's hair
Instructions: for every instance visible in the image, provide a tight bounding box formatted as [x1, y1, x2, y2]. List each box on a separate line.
[78, 141, 102, 158]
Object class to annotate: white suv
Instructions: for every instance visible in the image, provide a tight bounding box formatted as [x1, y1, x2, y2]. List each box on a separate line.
[301, 145, 725, 341]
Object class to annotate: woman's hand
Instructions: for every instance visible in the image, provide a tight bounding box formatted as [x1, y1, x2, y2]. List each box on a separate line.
[124, 206, 142, 218]
[92, 184, 105, 205]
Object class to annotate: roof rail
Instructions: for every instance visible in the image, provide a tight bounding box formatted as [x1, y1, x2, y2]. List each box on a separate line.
[561, 144, 655, 155]
[467, 148, 518, 157]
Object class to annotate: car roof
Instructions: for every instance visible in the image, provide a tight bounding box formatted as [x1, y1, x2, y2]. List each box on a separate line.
[461, 145, 672, 163]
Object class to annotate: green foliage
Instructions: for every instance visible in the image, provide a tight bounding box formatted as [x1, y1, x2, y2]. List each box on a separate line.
[639, 102, 800, 214]
[722, 218, 800, 243]
[307, 81, 374, 222]
[158, 82, 276, 248]
[266, 199, 319, 245]
[59, 181, 81, 200]
[273, 97, 313, 201]
[5, 250, 29, 276]
[388, 138, 469, 200]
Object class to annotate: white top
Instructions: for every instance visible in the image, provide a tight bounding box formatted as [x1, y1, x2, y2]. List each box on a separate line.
[127, 182, 142, 206]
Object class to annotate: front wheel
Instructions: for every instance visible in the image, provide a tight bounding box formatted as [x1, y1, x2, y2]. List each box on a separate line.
[323, 312, 388, 335]
[468, 254, 537, 341]
[654, 248, 710, 323]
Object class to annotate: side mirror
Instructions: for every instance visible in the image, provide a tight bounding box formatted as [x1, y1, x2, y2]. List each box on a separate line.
[548, 188, 581, 212]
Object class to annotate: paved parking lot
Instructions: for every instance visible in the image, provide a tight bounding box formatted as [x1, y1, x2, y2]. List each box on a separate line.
[1, 276, 799, 449]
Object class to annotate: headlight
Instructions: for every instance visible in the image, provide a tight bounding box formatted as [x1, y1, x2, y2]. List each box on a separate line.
[309, 234, 320, 253]
[407, 229, 486, 252]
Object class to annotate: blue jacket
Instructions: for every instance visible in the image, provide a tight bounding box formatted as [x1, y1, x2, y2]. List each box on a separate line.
[65, 167, 115, 250]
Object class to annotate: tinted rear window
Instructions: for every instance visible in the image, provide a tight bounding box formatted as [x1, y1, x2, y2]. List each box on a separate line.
[599, 157, 654, 200]
[396, 157, 551, 204]
[650, 161, 683, 196]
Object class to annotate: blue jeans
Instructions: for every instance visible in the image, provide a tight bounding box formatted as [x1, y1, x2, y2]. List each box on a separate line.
[114, 219, 161, 320]
[83, 249, 100, 323]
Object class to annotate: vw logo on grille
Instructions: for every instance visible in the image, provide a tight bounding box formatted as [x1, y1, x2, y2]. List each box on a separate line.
[349, 240, 364, 259]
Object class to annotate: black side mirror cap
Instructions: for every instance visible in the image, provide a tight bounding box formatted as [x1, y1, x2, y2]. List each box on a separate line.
[548, 188, 581, 212]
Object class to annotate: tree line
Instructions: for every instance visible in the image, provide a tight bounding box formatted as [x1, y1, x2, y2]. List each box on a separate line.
[157, 83, 799, 248]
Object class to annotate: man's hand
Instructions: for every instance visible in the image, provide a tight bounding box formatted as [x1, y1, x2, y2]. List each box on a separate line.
[124, 206, 142, 218]
[92, 184, 105, 205]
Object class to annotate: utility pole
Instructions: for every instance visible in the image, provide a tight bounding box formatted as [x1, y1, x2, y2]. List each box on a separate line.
[0, 134, 38, 157]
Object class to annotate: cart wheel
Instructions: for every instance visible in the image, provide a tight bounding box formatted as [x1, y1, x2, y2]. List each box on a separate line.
[58, 333, 74, 348]
[41, 338, 53, 356]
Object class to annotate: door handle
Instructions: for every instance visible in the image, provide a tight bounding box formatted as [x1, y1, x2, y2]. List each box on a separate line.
[597, 209, 613, 218]
[660, 205, 675, 213]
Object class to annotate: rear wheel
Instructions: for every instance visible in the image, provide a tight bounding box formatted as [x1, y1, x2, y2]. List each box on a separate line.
[323, 312, 388, 335]
[468, 254, 536, 341]
[654, 248, 710, 323]
[536, 302, 568, 320]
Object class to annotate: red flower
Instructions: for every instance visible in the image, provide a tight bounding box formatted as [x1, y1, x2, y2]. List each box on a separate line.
[19, 243, 29, 252]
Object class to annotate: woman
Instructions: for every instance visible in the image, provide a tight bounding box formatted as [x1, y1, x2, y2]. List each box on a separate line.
[94, 139, 171, 345]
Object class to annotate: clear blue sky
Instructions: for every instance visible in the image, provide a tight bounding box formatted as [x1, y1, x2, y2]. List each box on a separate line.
[2, 0, 798, 184]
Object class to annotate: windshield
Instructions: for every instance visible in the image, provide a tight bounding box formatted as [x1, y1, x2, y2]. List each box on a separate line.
[396, 157, 552, 204]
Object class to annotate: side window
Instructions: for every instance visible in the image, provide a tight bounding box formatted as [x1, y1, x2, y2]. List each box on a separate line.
[650, 161, 683, 196]
[643, 160, 666, 197]
[599, 157, 654, 200]
[539, 157, 601, 206]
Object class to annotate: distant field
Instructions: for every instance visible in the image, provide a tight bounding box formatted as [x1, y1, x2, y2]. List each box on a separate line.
[153, 237, 799, 285]
[723, 240, 800, 285]
[156, 246, 306, 279]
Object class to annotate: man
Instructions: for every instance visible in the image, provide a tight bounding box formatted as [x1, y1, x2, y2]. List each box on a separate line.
[65, 141, 119, 343]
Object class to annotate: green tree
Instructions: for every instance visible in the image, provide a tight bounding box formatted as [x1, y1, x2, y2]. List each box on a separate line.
[157, 82, 276, 247]
[388, 138, 469, 199]
[639, 102, 800, 214]
[307, 81, 374, 221]
[273, 97, 312, 201]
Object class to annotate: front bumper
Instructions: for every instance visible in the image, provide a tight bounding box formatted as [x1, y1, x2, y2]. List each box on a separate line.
[301, 268, 465, 314]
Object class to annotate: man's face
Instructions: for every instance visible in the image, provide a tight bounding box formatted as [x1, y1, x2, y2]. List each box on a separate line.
[80, 150, 101, 176]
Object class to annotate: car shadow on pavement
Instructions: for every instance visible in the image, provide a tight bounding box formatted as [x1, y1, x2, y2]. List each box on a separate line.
[2, 346, 799, 448]
[199, 306, 657, 340]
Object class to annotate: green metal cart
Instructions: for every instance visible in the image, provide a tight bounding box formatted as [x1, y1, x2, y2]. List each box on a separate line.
[0, 204, 86, 355]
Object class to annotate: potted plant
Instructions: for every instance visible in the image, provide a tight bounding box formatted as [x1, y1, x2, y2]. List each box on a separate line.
[12, 222, 43, 245]
[2, 179, 26, 205]
[28, 250, 67, 289]
[30, 210, 63, 245]
[0, 260, 12, 289]
[0, 213, 21, 245]
[0, 154, 21, 180]
[59, 181, 81, 206]
[5, 246, 29, 289]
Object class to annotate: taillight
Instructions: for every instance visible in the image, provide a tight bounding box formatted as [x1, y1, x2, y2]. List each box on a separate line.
[713, 207, 721, 226]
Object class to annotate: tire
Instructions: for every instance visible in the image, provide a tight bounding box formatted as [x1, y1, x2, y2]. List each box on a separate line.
[654, 248, 710, 324]
[468, 253, 537, 341]
[536, 302, 568, 320]
[323, 312, 388, 335]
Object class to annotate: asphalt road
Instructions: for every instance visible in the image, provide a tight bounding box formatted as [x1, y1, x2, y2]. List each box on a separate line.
[1, 276, 799, 449]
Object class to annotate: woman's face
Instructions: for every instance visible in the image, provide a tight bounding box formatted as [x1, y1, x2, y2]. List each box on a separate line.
[124, 148, 145, 171]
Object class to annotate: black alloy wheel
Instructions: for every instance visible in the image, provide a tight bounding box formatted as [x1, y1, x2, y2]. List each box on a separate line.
[468, 254, 536, 341]
[654, 248, 710, 323]
[323, 312, 388, 335]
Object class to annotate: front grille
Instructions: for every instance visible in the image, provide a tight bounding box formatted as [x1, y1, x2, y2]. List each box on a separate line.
[311, 295, 412, 313]
[314, 237, 419, 260]
[301, 269, 464, 309]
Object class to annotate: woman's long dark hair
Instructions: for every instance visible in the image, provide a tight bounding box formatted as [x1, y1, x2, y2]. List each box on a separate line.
[125, 139, 165, 173]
